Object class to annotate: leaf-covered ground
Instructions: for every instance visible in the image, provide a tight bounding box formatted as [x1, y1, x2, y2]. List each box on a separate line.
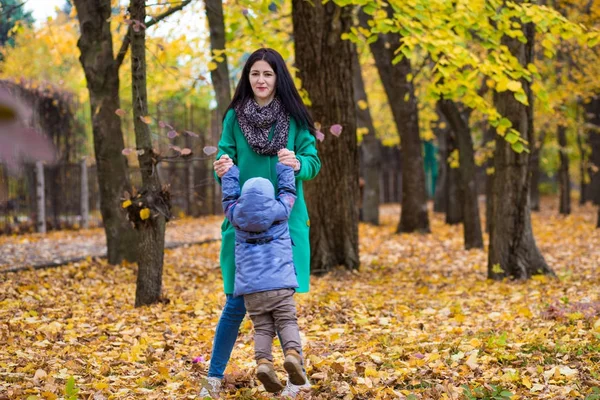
[1, 201, 599, 399]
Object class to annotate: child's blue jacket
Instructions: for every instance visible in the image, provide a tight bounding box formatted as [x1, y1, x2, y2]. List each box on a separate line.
[221, 163, 298, 297]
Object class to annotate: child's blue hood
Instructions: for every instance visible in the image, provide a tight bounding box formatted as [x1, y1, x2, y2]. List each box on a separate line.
[233, 177, 277, 232]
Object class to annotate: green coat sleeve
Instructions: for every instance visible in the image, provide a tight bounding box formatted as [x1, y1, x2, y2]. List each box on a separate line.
[294, 128, 321, 181]
[214, 109, 237, 183]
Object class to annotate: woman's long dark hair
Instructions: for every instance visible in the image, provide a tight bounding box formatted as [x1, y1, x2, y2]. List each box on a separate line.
[224, 48, 316, 135]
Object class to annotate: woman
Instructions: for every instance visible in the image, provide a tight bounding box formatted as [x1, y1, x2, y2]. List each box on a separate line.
[200, 48, 321, 399]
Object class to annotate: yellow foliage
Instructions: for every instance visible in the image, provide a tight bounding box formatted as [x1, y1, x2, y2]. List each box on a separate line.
[139, 208, 151, 220]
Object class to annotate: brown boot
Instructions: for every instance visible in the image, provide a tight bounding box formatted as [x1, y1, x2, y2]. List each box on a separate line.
[283, 349, 306, 385]
[256, 359, 284, 393]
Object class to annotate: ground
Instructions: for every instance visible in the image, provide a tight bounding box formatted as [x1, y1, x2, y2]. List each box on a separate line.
[0, 201, 599, 399]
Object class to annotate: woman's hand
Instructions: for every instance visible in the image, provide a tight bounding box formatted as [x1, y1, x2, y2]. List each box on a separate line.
[278, 149, 300, 171]
[214, 154, 234, 178]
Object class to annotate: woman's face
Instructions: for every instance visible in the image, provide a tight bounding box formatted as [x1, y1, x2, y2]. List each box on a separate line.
[249, 60, 276, 105]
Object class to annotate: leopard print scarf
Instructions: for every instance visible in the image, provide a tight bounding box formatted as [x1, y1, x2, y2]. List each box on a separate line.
[235, 97, 290, 156]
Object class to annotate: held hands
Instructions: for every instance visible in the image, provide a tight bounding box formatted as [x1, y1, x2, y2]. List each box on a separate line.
[278, 149, 300, 172]
[214, 154, 234, 178]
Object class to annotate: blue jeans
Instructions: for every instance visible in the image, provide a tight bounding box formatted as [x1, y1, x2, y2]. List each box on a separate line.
[207, 294, 305, 379]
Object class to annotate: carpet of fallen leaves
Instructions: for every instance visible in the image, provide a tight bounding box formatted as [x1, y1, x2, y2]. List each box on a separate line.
[1, 200, 599, 400]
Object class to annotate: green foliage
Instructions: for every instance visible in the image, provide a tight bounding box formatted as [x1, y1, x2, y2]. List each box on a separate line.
[64, 376, 79, 400]
[0, 0, 34, 48]
[585, 387, 600, 400]
[462, 384, 514, 400]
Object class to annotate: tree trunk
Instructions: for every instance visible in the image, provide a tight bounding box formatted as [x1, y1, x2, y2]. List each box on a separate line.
[359, 8, 430, 233]
[488, 21, 554, 280]
[73, 0, 137, 264]
[584, 97, 600, 209]
[484, 123, 496, 233]
[353, 51, 380, 225]
[576, 121, 588, 205]
[439, 99, 483, 249]
[131, 0, 167, 307]
[529, 131, 544, 211]
[204, 0, 231, 122]
[433, 117, 449, 213]
[292, 0, 359, 272]
[445, 132, 463, 225]
[557, 125, 571, 215]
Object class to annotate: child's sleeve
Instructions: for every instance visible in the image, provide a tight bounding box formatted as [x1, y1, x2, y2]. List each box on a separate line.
[272, 163, 297, 222]
[221, 165, 240, 224]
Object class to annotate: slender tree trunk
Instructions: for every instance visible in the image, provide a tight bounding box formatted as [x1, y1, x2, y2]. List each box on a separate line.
[293, 0, 359, 272]
[557, 125, 571, 215]
[433, 118, 449, 213]
[576, 121, 588, 205]
[359, 8, 430, 233]
[488, 21, 554, 280]
[584, 97, 600, 210]
[529, 131, 544, 211]
[73, 0, 137, 264]
[353, 52, 380, 225]
[131, 0, 167, 307]
[439, 99, 483, 249]
[446, 133, 463, 225]
[484, 123, 496, 233]
[204, 0, 231, 122]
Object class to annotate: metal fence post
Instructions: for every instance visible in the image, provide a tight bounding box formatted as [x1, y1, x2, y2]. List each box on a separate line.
[35, 161, 46, 233]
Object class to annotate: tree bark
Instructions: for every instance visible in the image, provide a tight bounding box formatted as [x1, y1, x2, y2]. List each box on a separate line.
[439, 99, 483, 249]
[488, 21, 554, 280]
[204, 0, 232, 121]
[576, 121, 588, 205]
[446, 133, 464, 225]
[292, 0, 359, 272]
[359, 8, 430, 233]
[73, 0, 137, 264]
[484, 123, 496, 233]
[433, 115, 449, 213]
[353, 51, 381, 225]
[130, 0, 167, 307]
[557, 125, 571, 215]
[529, 131, 544, 211]
[584, 97, 600, 209]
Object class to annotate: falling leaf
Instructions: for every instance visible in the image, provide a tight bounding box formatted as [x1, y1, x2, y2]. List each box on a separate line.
[121, 148, 133, 156]
[316, 130, 325, 142]
[122, 200, 132, 208]
[139, 208, 151, 220]
[184, 130, 199, 137]
[136, 149, 145, 156]
[167, 130, 178, 139]
[140, 116, 152, 124]
[203, 146, 217, 156]
[115, 109, 126, 117]
[330, 124, 343, 136]
[357, 100, 368, 110]
[180, 148, 192, 156]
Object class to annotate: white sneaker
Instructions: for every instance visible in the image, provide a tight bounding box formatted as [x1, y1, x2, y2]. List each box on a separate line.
[280, 379, 311, 399]
[199, 377, 222, 399]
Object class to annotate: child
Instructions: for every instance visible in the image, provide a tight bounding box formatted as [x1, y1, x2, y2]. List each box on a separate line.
[221, 161, 307, 393]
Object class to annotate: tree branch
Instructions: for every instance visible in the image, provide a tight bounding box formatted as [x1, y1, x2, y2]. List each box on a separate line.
[115, 0, 193, 70]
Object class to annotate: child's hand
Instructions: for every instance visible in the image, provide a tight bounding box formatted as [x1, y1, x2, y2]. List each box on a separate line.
[214, 154, 233, 177]
[278, 149, 300, 171]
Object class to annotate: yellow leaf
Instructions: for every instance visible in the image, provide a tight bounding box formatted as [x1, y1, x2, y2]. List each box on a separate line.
[140, 115, 153, 124]
[522, 376, 532, 388]
[93, 382, 108, 390]
[122, 200, 132, 208]
[140, 208, 151, 220]
[357, 100, 368, 110]
[208, 61, 218, 71]
[507, 80, 522, 92]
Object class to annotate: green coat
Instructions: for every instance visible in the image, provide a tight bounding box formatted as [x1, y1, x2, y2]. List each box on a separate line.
[216, 109, 321, 295]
